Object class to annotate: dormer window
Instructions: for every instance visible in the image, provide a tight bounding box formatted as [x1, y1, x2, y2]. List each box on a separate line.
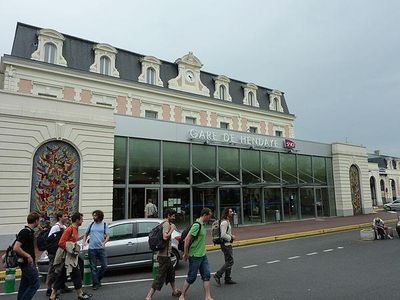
[269, 90, 284, 112]
[100, 56, 111, 75]
[138, 56, 163, 87]
[146, 67, 156, 85]
[90, 43, 119, 78]
[213, 75, 232, 101]
[242, 83, 259, 107]
[31, 29, 67, 66]
[44, 43, 56, 64]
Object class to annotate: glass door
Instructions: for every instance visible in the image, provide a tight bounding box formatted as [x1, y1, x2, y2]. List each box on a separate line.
[145, 188, 159, 217]
[129, 188, 159, 218]
[283, 188, 299, 220]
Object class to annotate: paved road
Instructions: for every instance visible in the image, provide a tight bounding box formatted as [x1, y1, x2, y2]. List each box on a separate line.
[2, 230, 400, 299]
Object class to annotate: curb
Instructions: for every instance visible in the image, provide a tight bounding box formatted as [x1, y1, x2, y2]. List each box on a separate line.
[1, 219, 397, 281]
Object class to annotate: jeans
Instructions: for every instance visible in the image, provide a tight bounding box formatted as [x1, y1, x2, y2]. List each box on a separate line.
[186, 255, 210, 284]
[215, 244, 234, 280]
[17, 264, 40, 300]
[89, 248, 107, 285]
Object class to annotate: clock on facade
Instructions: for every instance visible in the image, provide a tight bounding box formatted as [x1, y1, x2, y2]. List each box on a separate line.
[186, 70, 195, 83]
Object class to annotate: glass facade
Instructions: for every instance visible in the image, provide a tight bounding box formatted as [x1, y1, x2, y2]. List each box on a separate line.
[113, 137, 336, 228]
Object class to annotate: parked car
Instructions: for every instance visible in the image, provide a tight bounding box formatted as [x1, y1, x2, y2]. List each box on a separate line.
[37, 218, 182, 277]
[384, 200, 400, 211]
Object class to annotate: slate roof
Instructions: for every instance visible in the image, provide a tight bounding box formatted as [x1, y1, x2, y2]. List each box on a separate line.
[10, 22, 291, 115]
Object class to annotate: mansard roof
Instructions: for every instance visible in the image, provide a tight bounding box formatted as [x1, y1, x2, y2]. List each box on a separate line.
[10, 22, 291, 115]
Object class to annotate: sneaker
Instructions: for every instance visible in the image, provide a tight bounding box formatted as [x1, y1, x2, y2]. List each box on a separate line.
[213, 274, 221, 286]
[225, 279, 237, 284]
[46, 288, 52, 296]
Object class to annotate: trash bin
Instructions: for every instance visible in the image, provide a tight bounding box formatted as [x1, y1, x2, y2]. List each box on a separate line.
[275, 210, 280, 222]
[233, 212, 239, 227]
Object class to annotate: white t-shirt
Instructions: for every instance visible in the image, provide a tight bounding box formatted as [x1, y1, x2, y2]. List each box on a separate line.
[48, 222, 67, 237]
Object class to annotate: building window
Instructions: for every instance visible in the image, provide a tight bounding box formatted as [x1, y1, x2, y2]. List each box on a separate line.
[145, 110, 158, 119]
[273, 98, 279, 111]
[100, 56, 111, 75]
[185, 116, 197, 124]
[220, 122, 229, 129]
[249, 126, 257, 134]
[248, 92, 254, 106]
[219, 85, 226, 100]
[275, 130, 283, 137]
[146, 67, 156, 85]
[44, 43, 56, 64]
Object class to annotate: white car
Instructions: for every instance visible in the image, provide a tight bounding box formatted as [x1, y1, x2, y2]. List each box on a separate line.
[384, 200, 400, 211]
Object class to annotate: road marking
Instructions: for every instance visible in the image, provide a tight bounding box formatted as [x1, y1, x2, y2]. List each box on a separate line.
[337, 246, 344, 249]
[267, 260, 280, 264]
[323, 249, 333, 252]
[306, 252, 318, 256]
[288, 256, 300, 260]
[243, 264, 258, 269]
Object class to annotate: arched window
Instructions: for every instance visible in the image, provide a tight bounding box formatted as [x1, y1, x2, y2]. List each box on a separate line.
[392, 180, 397, 200]
[219, 85, 226, 100]
[370, 177, 377, 206]
[146, 67, 156, 85]
[248, 92, 254, 106]
[44, 43, 57, 64]
[31, 141, 80, 222]
[100, 56, 111, 75]
[273, 98, 279, 111]
[380, 179, 386, 204]
[349, 165, 362, 215]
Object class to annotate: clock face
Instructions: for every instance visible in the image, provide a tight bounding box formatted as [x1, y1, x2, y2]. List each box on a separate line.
[186, 70, 195, 83]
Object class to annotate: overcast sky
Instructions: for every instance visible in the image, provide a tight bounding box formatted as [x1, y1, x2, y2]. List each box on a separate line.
[1, 0, 399, 156]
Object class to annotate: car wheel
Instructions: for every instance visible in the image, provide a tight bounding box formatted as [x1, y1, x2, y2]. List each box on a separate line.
[171, 249, 179, 269]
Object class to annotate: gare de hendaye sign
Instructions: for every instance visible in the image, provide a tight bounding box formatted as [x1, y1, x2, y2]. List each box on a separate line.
[188, 128, 295, 150]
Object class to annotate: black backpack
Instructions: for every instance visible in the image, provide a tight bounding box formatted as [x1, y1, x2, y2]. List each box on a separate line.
[148, 221, 167, 252]
[2, 236, 20, 268]
[46, 227, 64, 255]
[37, 228, 51, 251]
[178, 221, 201, 251]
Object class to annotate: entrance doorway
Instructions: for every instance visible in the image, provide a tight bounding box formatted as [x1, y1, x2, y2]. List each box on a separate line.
[283, 188, 299, 220]
[219, 188, 241, 224]
[129, 188, 159, 218]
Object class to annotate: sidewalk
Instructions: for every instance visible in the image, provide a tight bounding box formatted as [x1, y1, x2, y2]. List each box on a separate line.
[1, 210, 398, 280]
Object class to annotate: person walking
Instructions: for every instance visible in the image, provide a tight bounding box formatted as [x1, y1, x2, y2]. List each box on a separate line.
[145, 208, 182, 299]
[82, 210, 110, 290]
[46, 212, 72, 296]
[13, 212, 41, 300]
[179, 208, 214, 300]
[49, 212, 92, 300]
[145, 199, 158, 218]
[213, 208, 237, 285]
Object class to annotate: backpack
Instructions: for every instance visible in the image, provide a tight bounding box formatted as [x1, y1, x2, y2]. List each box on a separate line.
[2, 236, 21, 268]
[211, 219, 229, 245]
[148, 221, 167, 251]
[87, 222, 107, 235]
[37, 227, 51, 251]
[46, 226, 64, 255]
[178, 221, 201, 251]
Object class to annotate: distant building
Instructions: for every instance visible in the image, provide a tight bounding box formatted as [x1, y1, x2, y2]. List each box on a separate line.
[0, 23, 389, 247]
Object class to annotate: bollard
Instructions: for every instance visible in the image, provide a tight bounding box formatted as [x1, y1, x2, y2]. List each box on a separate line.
[4, 268, 16, 293]
[83, 252, 92, 285]
[152, 252, 159, 280]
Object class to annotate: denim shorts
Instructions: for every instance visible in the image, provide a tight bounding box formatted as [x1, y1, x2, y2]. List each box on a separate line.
[186, 255, 211, 284]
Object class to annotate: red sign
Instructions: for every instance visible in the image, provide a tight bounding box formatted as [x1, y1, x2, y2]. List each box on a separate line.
[284, 139, 296, 149]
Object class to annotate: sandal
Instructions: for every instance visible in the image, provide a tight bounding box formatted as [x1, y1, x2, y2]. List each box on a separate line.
[78, 292, 93, 300]
[172, 289, 182, 297]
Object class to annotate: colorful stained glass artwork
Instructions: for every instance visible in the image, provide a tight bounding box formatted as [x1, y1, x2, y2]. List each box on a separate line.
[30, 141, 80, 222]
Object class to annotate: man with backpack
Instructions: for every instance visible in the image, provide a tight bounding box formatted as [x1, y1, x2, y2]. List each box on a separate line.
[179, 208, 214, 300]
[82, 210, 109, 290]
[213, 208, 237, 286]
[145, 209, 182, 300]
[46, 212, 71, 296]
[13, 211, 41, 300]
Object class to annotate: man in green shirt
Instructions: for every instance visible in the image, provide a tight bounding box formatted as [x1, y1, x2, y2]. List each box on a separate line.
[179, 208, 214, 300]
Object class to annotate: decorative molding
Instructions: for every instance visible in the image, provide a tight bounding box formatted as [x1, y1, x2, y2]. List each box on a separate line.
[242, 83, 259, 107]
[90, 43, 119, 78]
[168, 52, 210, 97]
[31, 29, 67, 66]
[182, 109, 200, 125]
[213, 75, 232, 101]
[138, 56, 163, 87]
[140, 101, 162, 119]
[32, 82, 63, 98]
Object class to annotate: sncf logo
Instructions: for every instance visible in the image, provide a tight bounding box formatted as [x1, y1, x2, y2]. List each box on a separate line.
[284, 139, 296, 149]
